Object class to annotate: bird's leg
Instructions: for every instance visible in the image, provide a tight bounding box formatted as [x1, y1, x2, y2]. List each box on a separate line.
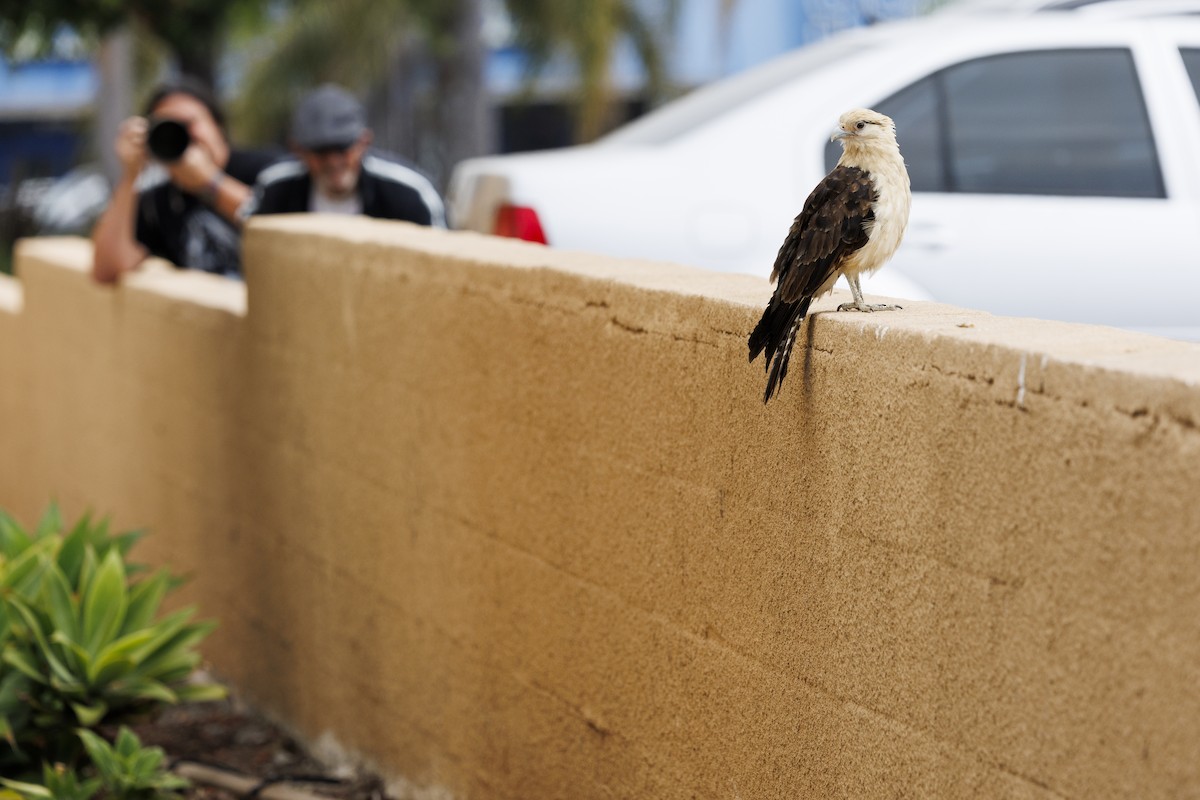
[837, 274, 903, 313]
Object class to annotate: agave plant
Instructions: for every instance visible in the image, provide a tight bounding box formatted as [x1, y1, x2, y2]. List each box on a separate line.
[0, 505, 224, 772]
[0, 727, 187, 800]
[78, 727, 190, 799]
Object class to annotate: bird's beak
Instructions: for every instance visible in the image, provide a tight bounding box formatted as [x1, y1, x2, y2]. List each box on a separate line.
[830, 128, 850, 142]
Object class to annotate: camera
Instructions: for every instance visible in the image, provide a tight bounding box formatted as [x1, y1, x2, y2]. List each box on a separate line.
[146, 118, 190, 161]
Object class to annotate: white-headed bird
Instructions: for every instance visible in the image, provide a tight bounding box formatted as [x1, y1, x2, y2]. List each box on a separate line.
[748, 108, 911, 402]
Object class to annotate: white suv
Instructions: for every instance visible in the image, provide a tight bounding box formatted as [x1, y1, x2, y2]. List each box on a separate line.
[449, 6, 1200, 339]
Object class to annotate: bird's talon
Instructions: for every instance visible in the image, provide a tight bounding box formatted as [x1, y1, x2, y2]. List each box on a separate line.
[837, 302, 903, 313]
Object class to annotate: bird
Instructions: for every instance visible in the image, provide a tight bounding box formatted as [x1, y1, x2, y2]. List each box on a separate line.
[748, 108, 911, 403]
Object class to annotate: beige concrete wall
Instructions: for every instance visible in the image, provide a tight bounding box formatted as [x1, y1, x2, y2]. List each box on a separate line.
[3, 221, 1200, 799]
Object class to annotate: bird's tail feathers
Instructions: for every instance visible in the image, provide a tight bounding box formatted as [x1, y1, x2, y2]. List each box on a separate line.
[748, 295, 813, 403]
[747, 308, 772, 364]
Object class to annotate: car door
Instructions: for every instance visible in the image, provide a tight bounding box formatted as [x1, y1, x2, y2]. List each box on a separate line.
[841, 45, 1200, 336]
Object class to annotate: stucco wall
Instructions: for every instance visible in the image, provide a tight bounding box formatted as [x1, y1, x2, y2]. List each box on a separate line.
[3, 221, 1200, 799]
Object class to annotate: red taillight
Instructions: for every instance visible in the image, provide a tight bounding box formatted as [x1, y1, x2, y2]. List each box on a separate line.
[492, 203, 548, 244]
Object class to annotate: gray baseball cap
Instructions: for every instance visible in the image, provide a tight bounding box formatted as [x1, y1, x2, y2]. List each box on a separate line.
[291, 84, 366, 150]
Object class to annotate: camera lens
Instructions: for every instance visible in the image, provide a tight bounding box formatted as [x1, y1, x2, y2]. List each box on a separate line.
[147, 119, 191, 161]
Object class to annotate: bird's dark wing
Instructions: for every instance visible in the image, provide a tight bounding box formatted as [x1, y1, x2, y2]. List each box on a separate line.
[771, 165, 877, 302]
[748, 166, 877, 402]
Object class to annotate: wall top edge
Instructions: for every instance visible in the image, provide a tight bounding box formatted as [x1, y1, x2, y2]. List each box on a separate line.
[14, 237, 247, 317]
[245, 216, 1200, 391]
[0, 273, 22, 315]
[13, 228, 1200, 411]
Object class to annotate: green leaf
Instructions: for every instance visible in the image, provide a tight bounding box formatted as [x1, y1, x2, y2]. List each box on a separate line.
[8, 599, 81, 688]
[134, 619, 215, 680]
[89, 628, 157, 686]
[77, 728, 120, 778]
[114, 725, 139, 755]
[75, 547, 97, 604]
[112, 677, 177, 704]
[175, 681, 228, 702]
[41, 762, 103, 800]
[56, 512, 92, 587]
[0, 670, 28, 713]
[0, 540, 56, 596]
[47, 673, 88, 697]
[42, 564, 81, 649]
[131, 748, 164, 779]
[71, 699, 108, 727]
[0, 780, 51, 798]
[34, 503, 62, 540]
[0, 510, 32, 558]
[151, 657, 202, 686]
[3, 646, 49, 684]
[49, 631, 91, 679]
[81, 550, 127, 657]
[125, 608, 198, 668]
[90, 655, 135, 689]
[120, 571, 171, 636]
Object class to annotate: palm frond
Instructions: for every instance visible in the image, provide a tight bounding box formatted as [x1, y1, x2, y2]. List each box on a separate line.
[230, 0, 410, 144]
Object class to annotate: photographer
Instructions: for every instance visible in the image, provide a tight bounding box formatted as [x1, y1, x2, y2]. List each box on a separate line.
[91, 76, 278, 283]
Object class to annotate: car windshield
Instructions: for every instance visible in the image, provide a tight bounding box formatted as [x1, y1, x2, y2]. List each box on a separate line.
[598, 26, 879, 147]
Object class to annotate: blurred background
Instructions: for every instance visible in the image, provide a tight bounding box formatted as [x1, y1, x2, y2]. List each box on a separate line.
[6, 0, 1195, 342]
[0, 0, 934, 275]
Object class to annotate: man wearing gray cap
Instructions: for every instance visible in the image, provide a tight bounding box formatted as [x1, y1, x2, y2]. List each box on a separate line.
[252, 83, 445, 226]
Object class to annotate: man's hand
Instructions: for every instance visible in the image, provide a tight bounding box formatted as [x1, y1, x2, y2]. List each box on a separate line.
[114, 117, 150, 178]
[167, 143, 222, 197]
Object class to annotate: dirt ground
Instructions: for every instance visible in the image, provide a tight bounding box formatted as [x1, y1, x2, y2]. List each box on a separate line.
[122, 698, 395, 799]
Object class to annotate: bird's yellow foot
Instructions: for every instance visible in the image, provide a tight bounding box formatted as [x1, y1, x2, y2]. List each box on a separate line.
[836, 302, 903, 313]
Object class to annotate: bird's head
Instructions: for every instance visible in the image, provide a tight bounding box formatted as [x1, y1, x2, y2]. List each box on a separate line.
[831, 108, 897, 148]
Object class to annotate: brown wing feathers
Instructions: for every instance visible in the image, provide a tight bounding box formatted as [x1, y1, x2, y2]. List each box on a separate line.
[748, 166, 876, 402]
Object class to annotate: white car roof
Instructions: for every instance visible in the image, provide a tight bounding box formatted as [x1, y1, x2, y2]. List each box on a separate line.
[599, 12, 1200, 148]
[938, 0, 1200, 16]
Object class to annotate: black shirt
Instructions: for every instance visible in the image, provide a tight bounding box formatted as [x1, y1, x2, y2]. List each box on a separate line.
[251, 153, 445, 227]
[135, 149, 279, 277]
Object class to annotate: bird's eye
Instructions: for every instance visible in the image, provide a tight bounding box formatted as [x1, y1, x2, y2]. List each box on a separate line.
[856, 121, 866, 130]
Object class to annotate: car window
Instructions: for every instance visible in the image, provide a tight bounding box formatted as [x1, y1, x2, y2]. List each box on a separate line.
[1181, 48, 1200, 102]
[825, 48, 1164, 199]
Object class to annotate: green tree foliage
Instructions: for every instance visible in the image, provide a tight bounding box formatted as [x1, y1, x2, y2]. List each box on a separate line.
[230, 0, 490, 187]
[233, 0, 678, 168]
[229, 0, 408, 145]
[504, 0, 678, 141]
[0, 0, 679, 183]
[0, 0, 124, 54]
[0, 0, 269, 85]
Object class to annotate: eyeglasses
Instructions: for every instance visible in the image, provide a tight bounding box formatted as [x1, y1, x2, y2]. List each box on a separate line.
[310, 142, 356, 156]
